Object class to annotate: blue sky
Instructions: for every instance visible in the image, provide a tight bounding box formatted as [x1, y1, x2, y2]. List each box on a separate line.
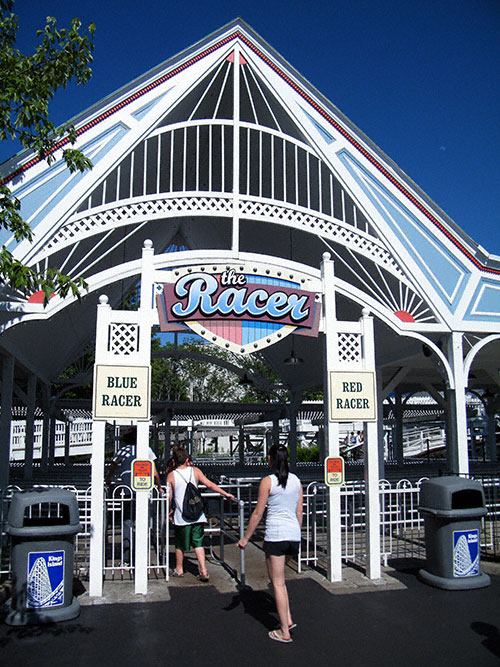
[3, 0, 500, 253]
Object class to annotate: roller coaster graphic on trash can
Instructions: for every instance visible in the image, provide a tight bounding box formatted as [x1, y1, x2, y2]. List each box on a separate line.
[26, 550, 65, 608]
[5, 488, 82, 625]
[453, 529, 479, 578]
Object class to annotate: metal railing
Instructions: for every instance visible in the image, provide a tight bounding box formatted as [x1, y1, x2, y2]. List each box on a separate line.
[299, 476, 500, 573]
[468, 475, 500, 558]
[1, 483, 246, 585]
[102, 485, 169, 578]
[202, 491, 246, 586]
[2, 476, 498, 583]
[102, 484, 245, 582]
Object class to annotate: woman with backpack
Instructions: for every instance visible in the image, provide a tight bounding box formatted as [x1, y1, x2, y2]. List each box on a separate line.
[237, 444, 303, 644]
[167, 445, 234, 581]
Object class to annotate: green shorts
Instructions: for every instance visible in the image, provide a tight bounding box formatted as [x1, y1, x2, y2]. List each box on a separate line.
[174, 523, 205, 551]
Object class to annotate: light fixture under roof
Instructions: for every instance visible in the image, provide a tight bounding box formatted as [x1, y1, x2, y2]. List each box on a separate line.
[284, 350, 303, 365]
[238, 373, 252, 385]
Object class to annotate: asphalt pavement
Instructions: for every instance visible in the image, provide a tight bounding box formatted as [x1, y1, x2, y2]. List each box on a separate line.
[1, 547, 499, 667]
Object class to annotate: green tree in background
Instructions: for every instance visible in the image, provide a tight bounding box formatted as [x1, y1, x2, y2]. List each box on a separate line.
[0, 0, 95, 302]
[151, 337, 286, 404]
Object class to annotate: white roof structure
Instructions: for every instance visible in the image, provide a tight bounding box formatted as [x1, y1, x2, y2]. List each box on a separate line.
[1, 19, 499, 477]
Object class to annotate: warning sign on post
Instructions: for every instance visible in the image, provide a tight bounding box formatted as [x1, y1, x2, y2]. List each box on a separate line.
[324, 457, 344, 486]
[329, 371, 377, 422]
[131, 459, 153, 491]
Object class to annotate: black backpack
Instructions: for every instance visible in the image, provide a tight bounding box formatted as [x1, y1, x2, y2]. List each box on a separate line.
[182, 468, 203, 522]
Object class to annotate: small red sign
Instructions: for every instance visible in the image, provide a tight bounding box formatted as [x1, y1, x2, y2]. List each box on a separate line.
[131, 459, 153, 491]
[324, 456, 345, 486]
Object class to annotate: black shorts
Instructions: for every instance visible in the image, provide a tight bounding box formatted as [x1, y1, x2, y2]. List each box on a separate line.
[263, 540, 300, 557]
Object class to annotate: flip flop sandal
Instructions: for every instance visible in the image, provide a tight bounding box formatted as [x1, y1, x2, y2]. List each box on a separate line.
[197, 573, 210, 582]
[268, 630, 293, 644]
[274, 623, 297, 632]
[171, 570, 184, 578]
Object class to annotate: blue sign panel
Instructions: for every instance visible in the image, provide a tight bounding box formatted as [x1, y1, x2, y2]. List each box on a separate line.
[453, 529, 480, 577]
[26, 550, 65, 608]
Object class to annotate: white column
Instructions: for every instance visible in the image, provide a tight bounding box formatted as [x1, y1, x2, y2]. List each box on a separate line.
[23, 373, 37, 482]
[448, 332, 469, 475]
[134, 240, 155, 594]
[321, 252, 342, 582]
[361, 309, 381, 580]
[64, 417, 73, 466]
[89, 295, 112, 597]
[376, 375, 385, 478]
[89, 419, 106, 597]
[486, 398, 498, 463]
[134, 420, 150, 595]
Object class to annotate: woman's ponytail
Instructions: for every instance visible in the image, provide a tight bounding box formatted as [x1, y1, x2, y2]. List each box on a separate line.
[269, 444, 289, 488]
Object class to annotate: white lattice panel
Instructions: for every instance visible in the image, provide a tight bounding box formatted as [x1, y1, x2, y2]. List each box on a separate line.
[109, 322, 140, 356]
[337, 332, 362, 367]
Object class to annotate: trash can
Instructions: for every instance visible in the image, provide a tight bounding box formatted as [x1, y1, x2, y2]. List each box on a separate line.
[418, 476, 490, 590]
[5, 488, 83, 625]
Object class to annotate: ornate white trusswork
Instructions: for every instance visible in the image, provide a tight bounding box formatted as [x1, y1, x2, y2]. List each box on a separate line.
[337, 332, 362, 366]
[109, 322, 140, 355]
[47, 195, 400, 276]
[45, 196, 234, 252]
[239, 198, 402, 275]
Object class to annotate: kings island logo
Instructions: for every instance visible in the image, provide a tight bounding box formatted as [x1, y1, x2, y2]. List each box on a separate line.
[156, 266, 321, 354]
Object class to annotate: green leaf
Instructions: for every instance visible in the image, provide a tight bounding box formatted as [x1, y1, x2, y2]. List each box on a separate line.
[0, 8, 95, 301]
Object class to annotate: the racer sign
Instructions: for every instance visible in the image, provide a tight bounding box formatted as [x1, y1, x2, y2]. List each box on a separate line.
[162, 269, 316, 327]
[156, 264, 321, 354]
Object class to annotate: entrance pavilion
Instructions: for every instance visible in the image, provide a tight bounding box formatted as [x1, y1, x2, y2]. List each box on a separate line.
[1, 21, 499, 588]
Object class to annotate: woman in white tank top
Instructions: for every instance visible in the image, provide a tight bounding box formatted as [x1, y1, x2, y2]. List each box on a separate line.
[237, 444, 303, 644]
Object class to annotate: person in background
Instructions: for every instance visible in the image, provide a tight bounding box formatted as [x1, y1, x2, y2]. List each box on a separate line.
[237, 444, 303, 644]
[167, 445, 234, 581]
[105, 428, 162, 564]
[106, 428, 161, 489]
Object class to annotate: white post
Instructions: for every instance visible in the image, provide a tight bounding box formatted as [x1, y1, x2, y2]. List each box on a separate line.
[134, 240, 155, 594]
[23, 373, 37, 482]
[134, 420, 150, 594]
[231, 43, 240, 255]
[89, 295, 112, 597]
[448, 332, 469, 475]
[89, 419, 106, 597]
[361, 309, 381, 580]
[321, 252, 342, 582]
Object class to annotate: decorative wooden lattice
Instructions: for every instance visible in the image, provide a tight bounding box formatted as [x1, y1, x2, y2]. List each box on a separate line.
[108, 323, 140, 356]
[337, 332, 362, 367]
